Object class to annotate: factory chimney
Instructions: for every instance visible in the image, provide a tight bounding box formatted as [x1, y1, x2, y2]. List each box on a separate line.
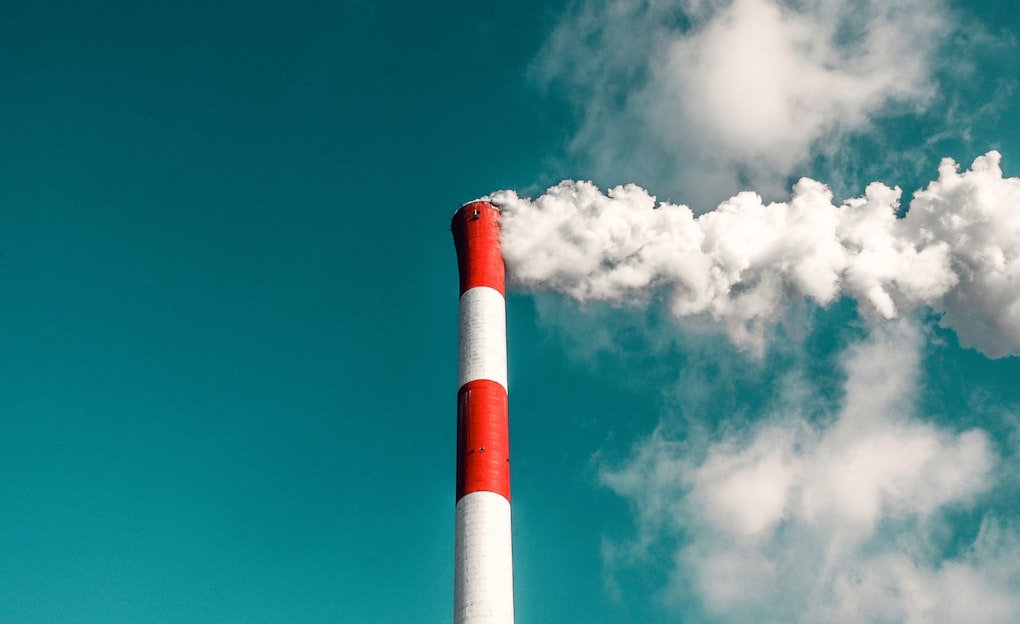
[451, 201, 514, 624]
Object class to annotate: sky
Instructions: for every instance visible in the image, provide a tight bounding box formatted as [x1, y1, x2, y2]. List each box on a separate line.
[1, 1, 1019, 623]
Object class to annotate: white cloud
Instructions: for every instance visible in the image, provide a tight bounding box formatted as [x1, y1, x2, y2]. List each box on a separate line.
[599, 323, 1016, 622]
[492, 151, 1020, 358]
[518, 7, 1020, 620]
[692, 426, 801, 535]
[534, 0, 953, 207]
[908, 152, 1020, 357]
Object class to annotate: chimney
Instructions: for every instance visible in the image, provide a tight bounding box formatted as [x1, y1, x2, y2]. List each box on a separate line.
[451, 200, 514, 624]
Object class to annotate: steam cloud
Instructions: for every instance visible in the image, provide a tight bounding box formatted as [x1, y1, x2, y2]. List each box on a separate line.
[600, 325, 1018, 623]
[535, 0, 956, 206]
[492, 152, 1020, 358]
[512, 0, 1018, 620]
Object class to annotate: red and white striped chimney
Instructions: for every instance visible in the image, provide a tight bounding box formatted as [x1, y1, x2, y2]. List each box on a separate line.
[451, 201, 514, 624]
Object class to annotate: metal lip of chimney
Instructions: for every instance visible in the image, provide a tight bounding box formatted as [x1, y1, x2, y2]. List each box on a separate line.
[459, 198, 503, 211]
[452, 200, 515, 624]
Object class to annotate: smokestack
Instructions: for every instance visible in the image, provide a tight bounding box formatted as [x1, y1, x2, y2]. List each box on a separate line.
[451, 201, 514, 624]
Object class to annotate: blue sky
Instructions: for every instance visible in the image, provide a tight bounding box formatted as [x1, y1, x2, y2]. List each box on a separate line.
[2, 1, 1019, 622]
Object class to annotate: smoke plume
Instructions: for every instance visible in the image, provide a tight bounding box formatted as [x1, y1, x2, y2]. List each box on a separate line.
[492, 152, 1020, 357]
[534, 0, 957, 207]
[509, 1, 1019, 621]
[599, 324, 1016, 623]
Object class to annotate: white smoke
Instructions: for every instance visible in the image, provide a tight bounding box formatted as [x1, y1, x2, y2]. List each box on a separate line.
[534, 0, 956, 206]
[598, 323, 1018, 623]
[491, 151, 1020, 358]
[513, 3, 1017, 621]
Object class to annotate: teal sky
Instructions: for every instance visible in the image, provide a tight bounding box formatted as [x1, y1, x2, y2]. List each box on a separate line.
[2, 2, 1020, 623]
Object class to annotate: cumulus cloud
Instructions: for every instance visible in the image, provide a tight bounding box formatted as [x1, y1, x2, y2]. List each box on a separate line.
[491, 151, 1020, 357]
[599, 323, 1019, 623]
[534, 0, 954, 206]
